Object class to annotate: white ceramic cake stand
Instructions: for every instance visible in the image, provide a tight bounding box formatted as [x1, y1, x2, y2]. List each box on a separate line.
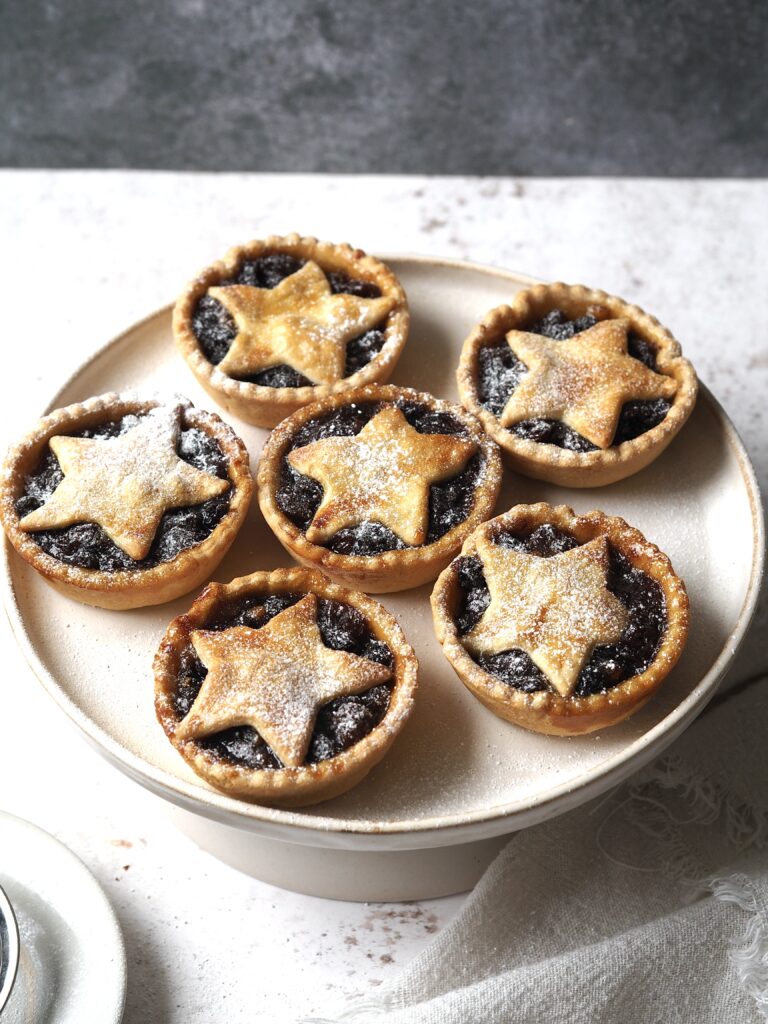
[2, 257, 763, 900]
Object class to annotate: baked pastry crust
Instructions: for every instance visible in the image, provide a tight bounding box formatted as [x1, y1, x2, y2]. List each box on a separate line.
[173, 233, 410, 427]
[154, 567, 419, 807]
[457, 282, 698, 486]
[431, 502, 689, 735]
[257, 384, 503, 593]
[0, 392, 253, 609]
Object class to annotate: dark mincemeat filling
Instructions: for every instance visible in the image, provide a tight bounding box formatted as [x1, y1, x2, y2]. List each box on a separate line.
[173, 592, 394, 769]
[477, 308, 672, 451]
[276, 399, 484, 556]
[15, 415, 231, 572]
[454, 523, 666, 697]
[191, 252, 389, 386]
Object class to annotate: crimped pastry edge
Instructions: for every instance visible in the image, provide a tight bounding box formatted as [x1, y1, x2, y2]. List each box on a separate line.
[430, 502, 690, 735]
[153, 566, 419, 807]
[173, 233, 410, 427]
[456, 282, 699, 487]
[0, 391, 253, 609]
[256, 383, 503, 593]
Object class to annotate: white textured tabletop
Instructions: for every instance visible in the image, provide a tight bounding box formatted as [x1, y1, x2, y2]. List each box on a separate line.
[0, 173, 765, 1023]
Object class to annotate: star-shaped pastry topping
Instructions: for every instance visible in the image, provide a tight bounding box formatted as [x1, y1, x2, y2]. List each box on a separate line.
[19, 406, 229, 560]
[209, 261, 395, 383]
[463, 534, 629, 698]
[287, 406, 478, 546]
[175, 594, 393, 767]
[500, 318, 678, 448]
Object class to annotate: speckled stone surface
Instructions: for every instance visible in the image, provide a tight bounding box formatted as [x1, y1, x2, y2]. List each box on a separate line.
[0, 173, 765, 1022]
[3, 1, 768, 174]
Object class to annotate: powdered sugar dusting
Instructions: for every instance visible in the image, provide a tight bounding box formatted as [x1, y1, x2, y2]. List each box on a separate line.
[501, 320, 677, 447]
[176, 595, 392, 767]
[210, 260, 395, 383]
[465, 535, 629, 697]
[287, 406, 478, 546]
[18, 405, 228, 560]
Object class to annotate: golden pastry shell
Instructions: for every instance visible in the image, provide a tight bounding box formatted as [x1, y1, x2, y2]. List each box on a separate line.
[457, 282, 698, 487]
[154, 567, 419, 808]
[257, 384, 503, 593]
[431, 502, 690, 736]
[173, 233, 410, 427]
[0, 392, 253, 610]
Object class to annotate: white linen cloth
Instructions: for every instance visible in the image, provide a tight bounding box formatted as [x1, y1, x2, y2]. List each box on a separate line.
[309, 681, 768, 1023]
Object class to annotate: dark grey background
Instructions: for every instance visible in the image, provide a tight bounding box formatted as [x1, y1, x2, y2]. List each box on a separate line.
[4, 0, 767, 174]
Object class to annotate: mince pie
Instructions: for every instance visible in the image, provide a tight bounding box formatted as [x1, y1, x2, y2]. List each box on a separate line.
[154, 567, 418, 807]
[0, 392, 253, 609]
[457, 282, 698, 486]
[431, 503, 689, 735]
[173, 233, 410, 427]
[257, 385, 503, 593]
